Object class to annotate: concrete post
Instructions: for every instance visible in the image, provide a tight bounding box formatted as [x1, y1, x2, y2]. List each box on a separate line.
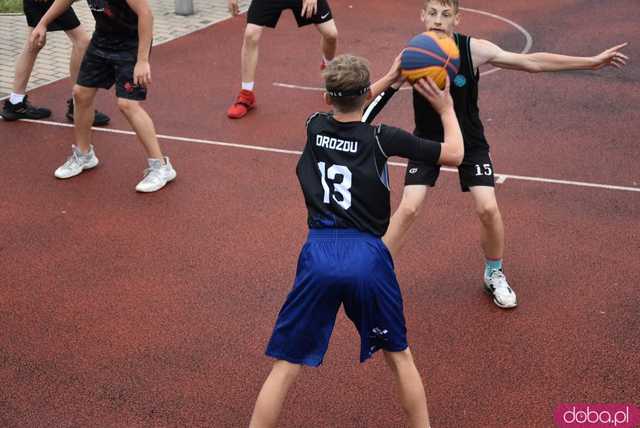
[175, 0, 194, 16]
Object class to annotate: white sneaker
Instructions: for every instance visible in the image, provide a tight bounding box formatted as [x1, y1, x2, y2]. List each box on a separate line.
[135, 157, 177, 193]
[484, 269, 517, 309]
[54, 145, 99, 179]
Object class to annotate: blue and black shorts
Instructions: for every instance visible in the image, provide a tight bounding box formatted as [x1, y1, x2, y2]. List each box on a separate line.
[265, 228, 408, 367]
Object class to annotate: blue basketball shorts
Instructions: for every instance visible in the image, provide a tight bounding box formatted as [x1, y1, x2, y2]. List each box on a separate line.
[265, 228, 408, 367]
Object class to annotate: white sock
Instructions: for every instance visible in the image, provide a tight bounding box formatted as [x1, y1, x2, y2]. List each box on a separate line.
[9, 93, 25, 104]
[241, 82, 254, 91]
[322, 56, 331, 66]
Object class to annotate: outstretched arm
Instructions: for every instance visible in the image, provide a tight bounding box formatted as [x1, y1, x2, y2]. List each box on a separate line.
[127, 0, 154, 87]
[363, 54, 406, 124]
[471, 38, 629, 72]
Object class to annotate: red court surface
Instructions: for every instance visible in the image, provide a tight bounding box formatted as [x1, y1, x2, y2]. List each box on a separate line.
[1, 1, 639, 427]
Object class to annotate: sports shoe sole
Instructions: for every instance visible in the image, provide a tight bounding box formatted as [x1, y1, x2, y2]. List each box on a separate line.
[483, 282, 518, 309]
[1, 110, 51, 121]
[227, 104, 256, 119]
[54, 158, 99, 179]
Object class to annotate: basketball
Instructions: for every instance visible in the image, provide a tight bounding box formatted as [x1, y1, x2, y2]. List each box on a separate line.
[400, 31, 460, 89]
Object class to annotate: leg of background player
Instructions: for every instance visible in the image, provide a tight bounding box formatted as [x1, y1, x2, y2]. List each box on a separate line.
[383, 185, 428, 258]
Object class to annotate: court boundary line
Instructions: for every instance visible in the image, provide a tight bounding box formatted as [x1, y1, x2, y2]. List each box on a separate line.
[273, 7, 534, 92]
[15, 118, 640, 194]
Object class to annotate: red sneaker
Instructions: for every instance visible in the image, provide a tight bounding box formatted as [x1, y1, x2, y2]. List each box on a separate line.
[227, 89, 256, 119]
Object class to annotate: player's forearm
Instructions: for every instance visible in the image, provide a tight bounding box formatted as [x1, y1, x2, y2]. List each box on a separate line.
[439, 110, 463, 166]
[38, 0, 74, 27]
[136, 8, 154, 62]
[369, 73, 397, 100]
[526, 52, 598, 72]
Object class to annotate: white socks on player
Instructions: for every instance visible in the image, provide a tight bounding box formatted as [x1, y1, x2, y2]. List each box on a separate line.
[241, 82, 254, 91]
[9, 93, 25, 105]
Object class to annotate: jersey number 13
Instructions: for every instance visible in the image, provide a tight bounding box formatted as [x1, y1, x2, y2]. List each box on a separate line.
[318, 162, 352, 210]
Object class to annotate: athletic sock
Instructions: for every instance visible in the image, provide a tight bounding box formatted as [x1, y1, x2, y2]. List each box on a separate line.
[485, 258, 502, 278]
[241, 82, 254, 91]
[9, 93, 25, 105]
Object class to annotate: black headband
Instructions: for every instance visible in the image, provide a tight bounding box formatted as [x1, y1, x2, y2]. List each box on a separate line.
[326, 83, 371, 97]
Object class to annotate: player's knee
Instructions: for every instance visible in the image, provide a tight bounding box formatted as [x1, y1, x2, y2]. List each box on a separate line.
[243, 26, 262, 46]
[72, 85, 93, 105]
[475, 201, 501, 224]
[75, 35, 90, 52]
[323, 27, 338, 44]
[117, 98, 138, 114]
[397, 199, 422, 222]
[383, 348, 414, 372]
[27, 40, 45, 54]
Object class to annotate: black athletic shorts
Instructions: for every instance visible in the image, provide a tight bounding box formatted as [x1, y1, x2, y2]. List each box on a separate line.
[77, 40, 147, 101]
[405, 147, 496, 192]
[24, 0, 80, 32]
[247, 0, 333, 28]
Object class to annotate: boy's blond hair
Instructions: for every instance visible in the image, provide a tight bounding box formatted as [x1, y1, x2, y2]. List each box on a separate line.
[322, 54, 370, 113]
[423, 0, 460, 12]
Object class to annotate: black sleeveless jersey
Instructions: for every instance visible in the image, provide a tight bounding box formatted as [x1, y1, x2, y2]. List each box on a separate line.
[88, 0, 139, 51]
[413, 33, 488, 151]
[297, 113, 441, 236]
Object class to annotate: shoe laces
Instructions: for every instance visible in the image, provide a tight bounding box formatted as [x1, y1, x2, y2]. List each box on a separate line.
[64, 145, 92, 168]
[235, 90, 253, 106]
[63, 146, 83, 168]
[141, 165, 164, 183]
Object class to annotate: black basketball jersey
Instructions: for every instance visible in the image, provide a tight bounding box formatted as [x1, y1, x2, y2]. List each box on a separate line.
[297, 112, 441, 236]
[87, 0, 139, 51]
[412, 33, 488, 151]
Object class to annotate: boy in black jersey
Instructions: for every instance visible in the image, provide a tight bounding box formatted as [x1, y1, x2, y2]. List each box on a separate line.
[250, 55, 463, 428]
[0, 0, 109, 126]
[364, 0, 628, 309]
[31, 0, 177, 193]
[226, 0, 338, 119]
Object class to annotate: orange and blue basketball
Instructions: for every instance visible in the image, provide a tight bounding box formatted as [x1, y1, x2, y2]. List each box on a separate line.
[400, 31, 460, 89]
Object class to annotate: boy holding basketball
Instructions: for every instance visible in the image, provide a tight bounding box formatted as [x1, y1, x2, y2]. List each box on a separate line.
[31, 0, 177, 193]
[249, 54, 463, 427]
[365, 0, 628, 309]
[226, 0, 338, 119]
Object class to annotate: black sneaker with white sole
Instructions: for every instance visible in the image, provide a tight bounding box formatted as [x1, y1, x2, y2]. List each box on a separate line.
[0, 96, 51, 121]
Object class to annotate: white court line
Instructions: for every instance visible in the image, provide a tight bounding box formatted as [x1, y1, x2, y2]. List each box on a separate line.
[273, 7, 534, 92]
[14, 118, 640, 194]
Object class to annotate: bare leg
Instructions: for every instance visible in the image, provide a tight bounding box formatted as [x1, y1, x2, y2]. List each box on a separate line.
[117, 98, 163, 160]
[315, 20, 338, 61]
[64, 26, 90, 86]
[72, 84, 97, 153]
[241, 24, 264, 84]
[249, 360, 302, 428]
[12, 27, 43, 94]
[384, 348, 430, 428]
[469, 186, 504, 260]
[382, 185, 428, 258]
